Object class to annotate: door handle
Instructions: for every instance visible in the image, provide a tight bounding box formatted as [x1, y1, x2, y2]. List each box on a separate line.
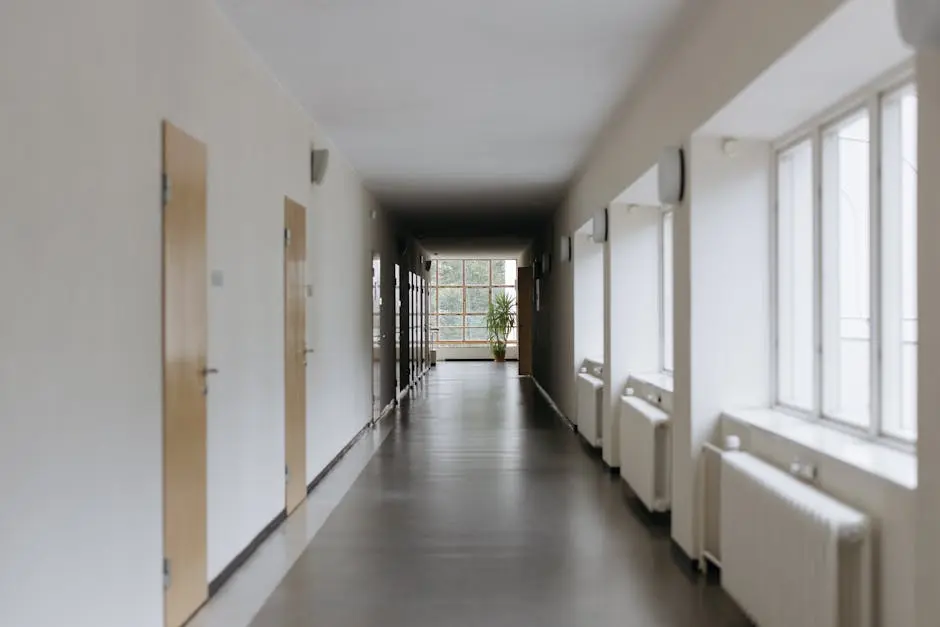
[201, 367, 219, 376]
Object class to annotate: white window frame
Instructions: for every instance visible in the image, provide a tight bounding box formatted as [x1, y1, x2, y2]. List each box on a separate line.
[659, 207, 674, 374]
[771, 62, 916, 446]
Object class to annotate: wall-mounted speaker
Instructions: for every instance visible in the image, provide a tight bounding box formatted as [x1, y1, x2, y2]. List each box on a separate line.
[658, 146, 686, 205]
[559, 235, 572, 262]
[424, 260, 432, 272]
[311, 148, 330, 185]
[591, 208, 608, 244]
[897, 0, 940, 49]
[542, 252, 552, 275]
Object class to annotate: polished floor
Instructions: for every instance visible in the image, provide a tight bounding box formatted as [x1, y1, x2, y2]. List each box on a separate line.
[241, 362, 749, 627]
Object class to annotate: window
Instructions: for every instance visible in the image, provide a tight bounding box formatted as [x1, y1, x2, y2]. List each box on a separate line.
[773, 79, 918, 442]
[881, 84, 919, 439]
[427, 259, 518, 344]
[776, 140, 815, 410]
[661, 209, 674, 373]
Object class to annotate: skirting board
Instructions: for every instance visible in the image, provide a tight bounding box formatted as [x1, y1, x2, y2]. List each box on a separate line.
[528, 376, 576, 431]
[208, 508, 287, 597]
[306, 423, 372, 495]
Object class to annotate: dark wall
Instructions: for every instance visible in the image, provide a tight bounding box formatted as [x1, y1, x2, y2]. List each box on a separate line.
[528, 220, 557, 396]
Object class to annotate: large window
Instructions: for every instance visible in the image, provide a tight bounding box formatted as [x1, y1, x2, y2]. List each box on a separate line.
[773, 79, 918, 441]
[661, 209, 674, 373]
[429, 259, 518, 344]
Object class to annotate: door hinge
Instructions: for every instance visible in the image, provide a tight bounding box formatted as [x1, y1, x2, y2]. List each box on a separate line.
[285, 464, 290, 482]
[163, 558, 171, 590]
[162, 174, 172, 206]
[284, 228, 292, 247]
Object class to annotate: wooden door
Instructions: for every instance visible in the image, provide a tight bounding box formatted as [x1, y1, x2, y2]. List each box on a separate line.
[162, 121, 208, 627]
[517, 267, 534, 375]
[284, 198, 307, 514]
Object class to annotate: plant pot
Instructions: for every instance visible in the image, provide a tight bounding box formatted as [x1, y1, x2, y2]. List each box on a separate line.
[494, 353, 506, 363]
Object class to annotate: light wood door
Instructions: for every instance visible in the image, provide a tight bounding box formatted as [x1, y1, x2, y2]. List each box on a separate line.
[284, 198, 307, 514]
[517, 268, 534, 376]
[162, 121, 208, 627]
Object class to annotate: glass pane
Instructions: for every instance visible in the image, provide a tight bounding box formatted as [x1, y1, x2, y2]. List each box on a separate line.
[466, 260, 490, 285]
[466, 288, 490, 313]
[776, 140, 815, 410]
[822, 111, 870, 427]
[440, 327, 463, 341]
[492, 260, 506, 285]
[429, 260, 438, 286]
[438, 287, 462, 314]
[440, 314, 463, 327]
[881, 85, 918, 440]
[438, 260, 462, 286]
[493, 259, 517, 285]
[662, 211, 675, 373]
[429, 315, 438, 329]
[466, 327, 490, 341]
[466, 315, 487, 327]
[429, 288, 437, 314]
[493, 287, 516, 304]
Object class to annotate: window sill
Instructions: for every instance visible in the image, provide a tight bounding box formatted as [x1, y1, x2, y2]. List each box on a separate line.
[629, 372, 674, 394]
[722, 408, 917, 490]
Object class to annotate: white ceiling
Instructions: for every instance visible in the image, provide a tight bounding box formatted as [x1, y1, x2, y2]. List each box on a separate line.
[701, 0, 912, 140]
[218, 0, 691, 208]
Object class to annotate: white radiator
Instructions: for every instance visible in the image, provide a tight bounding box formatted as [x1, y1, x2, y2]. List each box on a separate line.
[576, 372, 603, 447]
[699, 442, 723, 567]
[721, 452, 872, 627]
[618, 396, 670, 512]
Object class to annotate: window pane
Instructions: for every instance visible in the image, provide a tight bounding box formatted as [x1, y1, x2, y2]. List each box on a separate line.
[439, 260, 462, 286]
[662, 211, 674, 373]
[429, 315, 438, 329]
[429, 261, 438, 286]
[493, 287, 516, 303]
[822, 111, 870, 426]
[466, 288, 490, 313]
[881, 85, 918, 439]
[466, 314, 487, 327]
[465, 260, 490, 285]
[493, 259, 517, 285]
[438, 287, 462, 314]
[440, 314, 463, 327]
[429, 288, 438, 314]
[777, 140, 816, 410]
[440, 327, 463, 341]
[466, 327, 490, 341]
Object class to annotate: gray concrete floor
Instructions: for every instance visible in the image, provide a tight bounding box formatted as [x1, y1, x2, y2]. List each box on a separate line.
[249, 362, 750, 627]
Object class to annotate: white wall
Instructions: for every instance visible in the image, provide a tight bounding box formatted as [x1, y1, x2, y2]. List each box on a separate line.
[671, 136, 772, 557]
[603, 203, 661, 467]
[436, 345, 519, 361]
[573, 229, 605, 368]
[549, 0, 845, 431]
[0, 1, 374, 626]
[917, 47, 940, 627]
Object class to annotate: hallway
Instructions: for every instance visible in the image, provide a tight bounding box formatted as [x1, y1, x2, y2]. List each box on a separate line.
[247, 363, 748, 627]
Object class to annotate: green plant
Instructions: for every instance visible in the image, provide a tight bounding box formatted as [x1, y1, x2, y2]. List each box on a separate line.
[486, 292, 516, 361]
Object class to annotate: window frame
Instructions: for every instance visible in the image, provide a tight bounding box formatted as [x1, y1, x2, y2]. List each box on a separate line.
[771, 63, 916, 446]
[659, 207, 674, 374]
[428, 259, 518, 345]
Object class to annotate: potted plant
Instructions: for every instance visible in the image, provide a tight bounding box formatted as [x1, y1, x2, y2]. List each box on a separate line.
[486, 291, 516, 362]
